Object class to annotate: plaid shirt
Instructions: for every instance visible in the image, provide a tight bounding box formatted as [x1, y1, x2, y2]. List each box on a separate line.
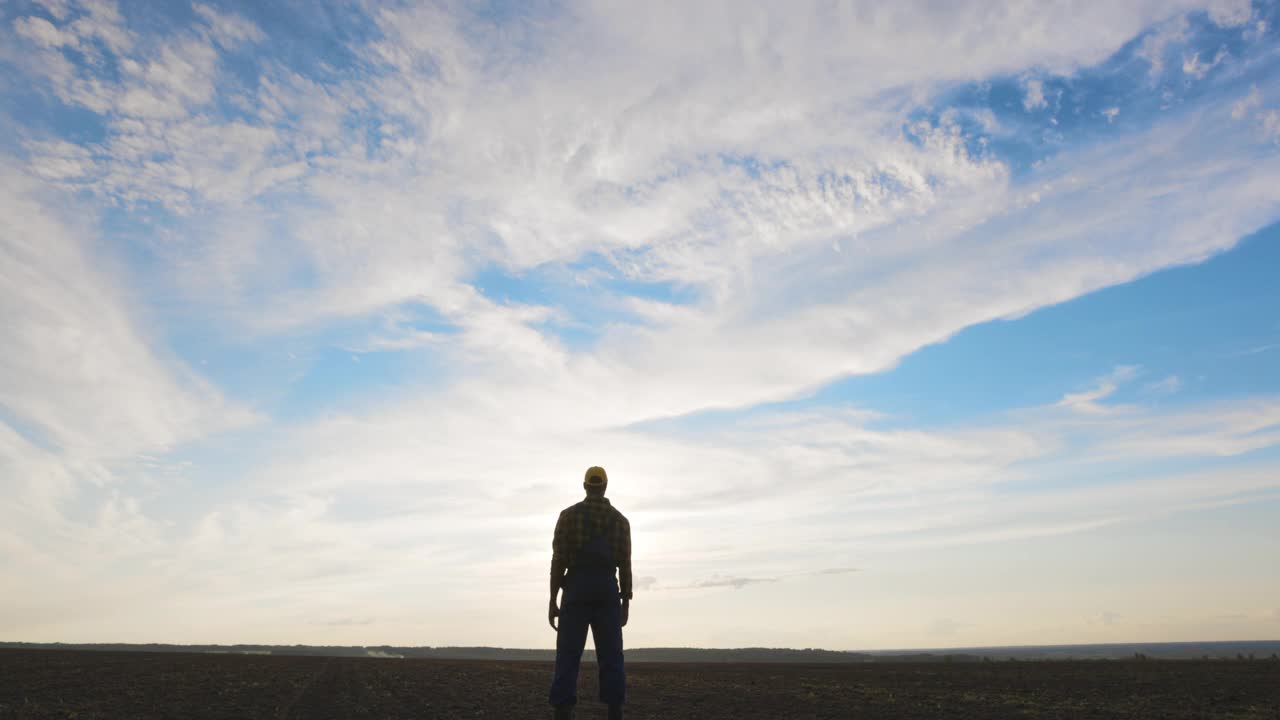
[551, 495, 633, 600]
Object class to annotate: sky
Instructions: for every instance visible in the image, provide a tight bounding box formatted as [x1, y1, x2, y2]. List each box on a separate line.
[1, 0, 1279, 653]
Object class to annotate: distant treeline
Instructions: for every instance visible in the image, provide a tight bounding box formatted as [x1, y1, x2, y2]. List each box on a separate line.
[0, 643, 881, 663]
[3, 641, 1278, 663]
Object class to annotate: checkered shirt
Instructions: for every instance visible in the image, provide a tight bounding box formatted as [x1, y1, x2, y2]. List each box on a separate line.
[551, 495, 633, 600]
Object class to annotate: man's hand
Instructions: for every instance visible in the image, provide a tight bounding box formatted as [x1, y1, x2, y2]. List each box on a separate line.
[548, 597, 560, 631]
[620, 599, 630, 628]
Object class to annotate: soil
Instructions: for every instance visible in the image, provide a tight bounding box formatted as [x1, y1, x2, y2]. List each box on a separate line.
[2, 648, 1278, 719]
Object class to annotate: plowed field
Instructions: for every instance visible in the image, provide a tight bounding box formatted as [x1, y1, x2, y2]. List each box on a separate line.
[2, 648, 1278, 719]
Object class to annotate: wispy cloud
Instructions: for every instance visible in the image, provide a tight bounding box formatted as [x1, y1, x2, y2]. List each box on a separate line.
[1023, 78, 1048, 111]
[1224, 341, 1279, 357]
[1232, 85, 1263, 120]
[683, 576, 779, 591]
[1145, 375, 1183, 394]
[1055, 366, 1141, 414]
[1088, 611, 1124, 628]
[313, 617, 375, 628]
[928, 618, 976, 637]
[654, 568, 861, 592]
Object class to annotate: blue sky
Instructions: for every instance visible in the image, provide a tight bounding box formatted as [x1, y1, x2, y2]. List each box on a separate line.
[2, 0, 1279, 651]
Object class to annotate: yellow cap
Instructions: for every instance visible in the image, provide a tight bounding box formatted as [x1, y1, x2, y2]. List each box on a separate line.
[584, 466, 608, 486]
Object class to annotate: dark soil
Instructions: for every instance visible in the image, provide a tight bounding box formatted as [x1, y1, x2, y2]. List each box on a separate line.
[2, 648, 1278, 719]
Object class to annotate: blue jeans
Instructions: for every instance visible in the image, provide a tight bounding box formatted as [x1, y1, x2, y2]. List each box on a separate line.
[549, 568, 625, 707]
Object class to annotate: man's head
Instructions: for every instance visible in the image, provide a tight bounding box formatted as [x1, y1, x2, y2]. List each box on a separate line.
[583, 465, 608, 496]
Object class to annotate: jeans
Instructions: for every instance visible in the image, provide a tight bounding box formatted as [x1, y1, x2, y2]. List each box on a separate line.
[549, 567, 625, 707]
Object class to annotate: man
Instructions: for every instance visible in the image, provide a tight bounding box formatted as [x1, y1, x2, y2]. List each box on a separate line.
[548, 465, 632, 720]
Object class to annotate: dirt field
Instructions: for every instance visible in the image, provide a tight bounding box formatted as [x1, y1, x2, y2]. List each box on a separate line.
[2, 648, 1278, 719]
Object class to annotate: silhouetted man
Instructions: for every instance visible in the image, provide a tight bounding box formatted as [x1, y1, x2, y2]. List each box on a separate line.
[548, 465, 632, 720]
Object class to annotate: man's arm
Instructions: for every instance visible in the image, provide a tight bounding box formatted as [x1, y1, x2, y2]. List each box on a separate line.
[549, 511, 567, 631]
[549, 555, 566, 630]
[618, 515, 632, 601]
[618, 515, 632, 627]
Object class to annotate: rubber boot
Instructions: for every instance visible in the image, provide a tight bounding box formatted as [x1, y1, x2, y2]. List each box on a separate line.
[608, 703, 623, 720]
[552, 703, 574, 720]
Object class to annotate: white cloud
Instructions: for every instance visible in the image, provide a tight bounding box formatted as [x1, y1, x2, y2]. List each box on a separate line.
[0, 161, 257, 636]
[1056, 366, 1141, 414]
[11, 1, 1266, 351]
[928, 618, 974, 637]
[1182, 48, 1226, 79]
[1085, 399, 1280, 459]
[1206, 0, 1253, 28]
[0, 163, 256, 460]
[6, 1, 277, 213]
[1135, 15, 1190, 80]
[192, 3, 264, 48]
[1232, 85, 1262, 119]
[1145, 375, 1183, 394]
[205, 369, 1278, 609]
[22, 140, 96, 182]
[1264, 110, 1280, 142]
[66, 0, 132, 55]
[1045, 370, 1280, 459]
[33, 0, 73, 21]
[1023, 78, 1048, 110]
[154, 4, 1278, 430]
[4, 333, 1278, 645]
[11, 3, 1270, 435]
[1088, 611, 1124, 627]
[13, 16, 76, 48]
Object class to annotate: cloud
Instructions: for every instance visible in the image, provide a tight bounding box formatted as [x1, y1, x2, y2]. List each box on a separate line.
[0, 162, 256, 460]
[10, 2, 1274, 371]
[653, 567, 860, 592]
[928, 618, 975, 637]
[5, 350, 1278, 644]
[1182, 49, 1226, 79]
[807, 567, 861, 577]
[1088, 611, 1124, 627]
[1227, 342, 1279, 357]
[0, 152, 260, 640]
[8, 0, 276, 212]
[1263, 110, 1280, 143]
[1135, 15, 1190, 80]
[1055, 366, 1141, 414]
[33, 0, 73, 21]
[1211, 613, 1249, 623]
[13, 16, 76, 48]
[192, 3, 265, 48]
[689, 575, 779, 590]
[1206, 0, 1253, 28]
[1079, 398, 1280, 459]
[1023, 78, 1048, 111]
[1232, 86, 1262, 120]
[314, 617, 375, 627]
[1145, 375, 1183, 394]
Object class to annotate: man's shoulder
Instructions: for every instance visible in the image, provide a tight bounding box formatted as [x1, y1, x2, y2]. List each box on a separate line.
[559, 498, 627, 522]
[610, 505, 629, 525]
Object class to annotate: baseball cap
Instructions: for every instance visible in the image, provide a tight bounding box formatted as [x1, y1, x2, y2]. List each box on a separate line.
[584, 466, 608, 487]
